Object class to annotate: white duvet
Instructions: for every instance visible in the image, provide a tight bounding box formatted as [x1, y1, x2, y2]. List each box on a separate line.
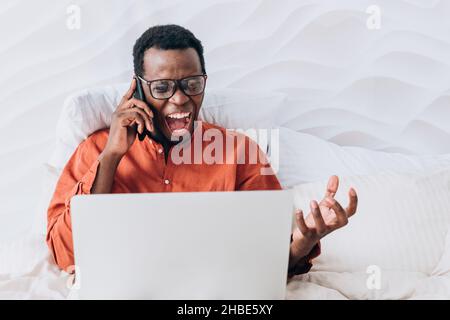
[0, 234, 70, 300]
[2, 162, 450, 300]
[1, 234, 449, 300]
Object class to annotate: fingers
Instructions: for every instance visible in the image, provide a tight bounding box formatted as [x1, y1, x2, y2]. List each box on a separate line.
[132, 113, 145, 135]
[123, 103, 153, 132]
[346, 187, 358, 217]
[117, 83, 154, 133]
[119, 77, 137, 107]
[324, 175, 339, 198]
[128, 98, 154, 118]
[131, 107, 152, 133]
[295, 209, 310, 236]
[119, 110, 148, 134]
[325, 197, 348, 226]
[310, 200, 327, 235]
[118, 76, 154, 116]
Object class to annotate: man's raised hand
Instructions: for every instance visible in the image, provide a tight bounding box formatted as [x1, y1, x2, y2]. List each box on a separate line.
[291, 175, 358, 258]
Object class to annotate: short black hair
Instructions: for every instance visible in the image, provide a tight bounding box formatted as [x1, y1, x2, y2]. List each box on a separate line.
[133, 24, 206, 77]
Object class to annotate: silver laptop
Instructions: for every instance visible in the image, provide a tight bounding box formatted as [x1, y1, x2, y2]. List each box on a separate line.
[70, 190, 293, 299]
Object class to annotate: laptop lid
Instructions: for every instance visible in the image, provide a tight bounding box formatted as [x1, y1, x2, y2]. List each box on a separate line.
[71, 190, 293, 299]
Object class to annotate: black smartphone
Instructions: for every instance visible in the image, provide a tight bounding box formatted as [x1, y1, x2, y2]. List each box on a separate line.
[133, 76, 159, 142]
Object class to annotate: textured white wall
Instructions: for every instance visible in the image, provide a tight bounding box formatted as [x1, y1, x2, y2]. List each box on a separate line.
[0, 0, 449, 240]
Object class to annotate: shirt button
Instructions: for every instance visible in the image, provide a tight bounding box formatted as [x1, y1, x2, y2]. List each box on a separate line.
[164, 179, 170, 185]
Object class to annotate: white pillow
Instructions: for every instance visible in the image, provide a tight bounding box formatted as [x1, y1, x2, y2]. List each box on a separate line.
[48, 83, 450, 179]
[277, 127, 450, 188]
[47, 83, 287, 170]
[292, 166, 450, 275]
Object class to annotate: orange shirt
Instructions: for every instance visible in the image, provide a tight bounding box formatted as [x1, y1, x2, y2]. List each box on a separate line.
[47, 121, 319, 273]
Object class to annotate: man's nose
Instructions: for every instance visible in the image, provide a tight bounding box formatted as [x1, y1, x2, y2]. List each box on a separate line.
[169, 87, 190, 105]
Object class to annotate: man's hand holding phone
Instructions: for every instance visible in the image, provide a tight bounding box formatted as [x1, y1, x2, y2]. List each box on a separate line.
[92, 78, 154, 194]
[103, 77, 154, 158]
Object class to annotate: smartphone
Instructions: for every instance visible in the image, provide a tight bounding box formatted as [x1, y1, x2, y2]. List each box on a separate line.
[133, 76, 160, 142]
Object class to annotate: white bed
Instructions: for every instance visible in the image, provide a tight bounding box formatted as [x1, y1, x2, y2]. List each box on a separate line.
[1, 0, 450, 299]
[1, 85, 450, 299]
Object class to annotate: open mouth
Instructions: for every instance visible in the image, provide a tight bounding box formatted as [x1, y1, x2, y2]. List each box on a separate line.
[165, 111, 192, 135]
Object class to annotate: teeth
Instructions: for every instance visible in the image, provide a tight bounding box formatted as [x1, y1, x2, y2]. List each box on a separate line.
[167, 112, 190, 119]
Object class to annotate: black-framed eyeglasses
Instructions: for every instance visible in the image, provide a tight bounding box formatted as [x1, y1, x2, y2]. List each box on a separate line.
[137, 74, 207, 100]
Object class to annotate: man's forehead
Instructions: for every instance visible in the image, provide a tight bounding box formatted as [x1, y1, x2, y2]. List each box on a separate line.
[142, 47, 202, 79]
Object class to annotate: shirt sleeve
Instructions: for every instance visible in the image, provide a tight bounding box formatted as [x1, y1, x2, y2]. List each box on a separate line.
[288, 239, 321, 278]
[46, 136, 102, 272]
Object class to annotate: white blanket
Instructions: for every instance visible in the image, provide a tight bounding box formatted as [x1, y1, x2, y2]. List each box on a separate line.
[2, 234, 449, 300]
[0, 234, 70, 300]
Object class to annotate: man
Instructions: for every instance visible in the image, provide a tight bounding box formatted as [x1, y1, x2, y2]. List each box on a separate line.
[47, 24, 358, 279]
